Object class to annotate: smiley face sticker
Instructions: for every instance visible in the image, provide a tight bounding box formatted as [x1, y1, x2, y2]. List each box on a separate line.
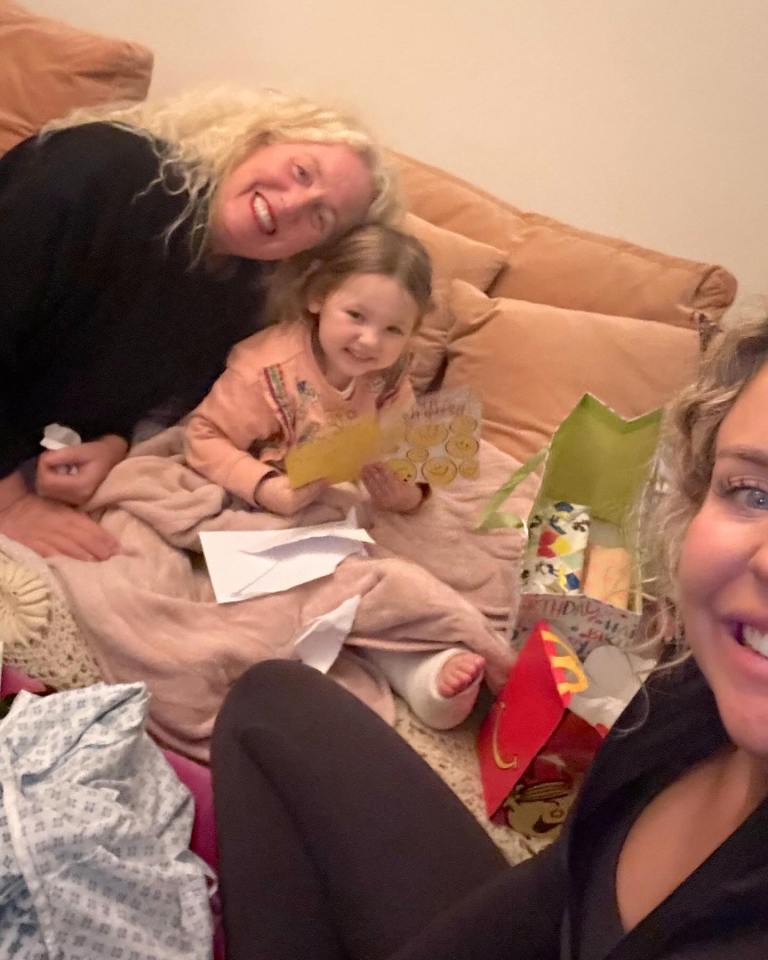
[406, 446, 430, 464]
[445, 436, 479, 460]
[391, 388, 482, 488]
[458, 458, 479, 479]
[449, 414, 478, 436]
[422, 456, 457, 486]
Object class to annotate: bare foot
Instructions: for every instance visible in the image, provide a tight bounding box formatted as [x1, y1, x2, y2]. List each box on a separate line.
[436, 652, 485, 698]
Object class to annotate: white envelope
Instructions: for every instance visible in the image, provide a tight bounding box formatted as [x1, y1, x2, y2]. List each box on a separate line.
[199, 517, 374, 604]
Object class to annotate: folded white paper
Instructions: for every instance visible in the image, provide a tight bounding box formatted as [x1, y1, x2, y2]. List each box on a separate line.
[569, 645, 655, 730]
[293, 595, 361, 673]
[200, 518, 374, 604]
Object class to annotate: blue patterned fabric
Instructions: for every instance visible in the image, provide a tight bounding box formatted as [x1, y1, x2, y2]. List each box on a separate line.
[0, 683, 212, 959]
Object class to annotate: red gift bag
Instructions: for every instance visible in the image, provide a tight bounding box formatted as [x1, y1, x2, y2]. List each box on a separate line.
[478, 620, 605, 839]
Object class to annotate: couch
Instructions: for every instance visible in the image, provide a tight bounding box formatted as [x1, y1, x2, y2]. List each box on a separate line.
[0, 0, 738, 866]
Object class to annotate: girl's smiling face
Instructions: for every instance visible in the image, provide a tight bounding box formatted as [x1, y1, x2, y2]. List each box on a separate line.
[310, 273, 419, 390]
[678, 361, 768, 761]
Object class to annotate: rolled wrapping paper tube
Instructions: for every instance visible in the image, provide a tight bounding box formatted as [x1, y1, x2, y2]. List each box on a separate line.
[521, 500, 590, 595]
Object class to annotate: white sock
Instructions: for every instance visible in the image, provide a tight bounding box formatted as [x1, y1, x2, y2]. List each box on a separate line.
[364, 647, 482, 731]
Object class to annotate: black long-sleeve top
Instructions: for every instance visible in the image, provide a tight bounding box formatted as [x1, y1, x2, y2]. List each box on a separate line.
[0, 122, 266, 478]
[391, 659, 768, 960]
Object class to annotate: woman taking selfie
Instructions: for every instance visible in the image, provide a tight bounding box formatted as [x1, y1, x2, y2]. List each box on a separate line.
[212, 313, 768, 959]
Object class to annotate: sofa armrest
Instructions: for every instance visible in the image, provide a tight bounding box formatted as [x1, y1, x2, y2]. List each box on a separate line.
[0, 1, 153, 156]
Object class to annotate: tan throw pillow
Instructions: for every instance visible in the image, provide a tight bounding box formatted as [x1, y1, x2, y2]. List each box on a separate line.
[393, 150, 737, 329]
[444, 280, 700, 462]
[488, 217, 738, 331]
[402, 213, 507, 393]
[0, 1, 153, 155]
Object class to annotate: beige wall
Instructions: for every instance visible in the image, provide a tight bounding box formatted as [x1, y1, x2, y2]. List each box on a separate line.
[31, 0, 768, 304]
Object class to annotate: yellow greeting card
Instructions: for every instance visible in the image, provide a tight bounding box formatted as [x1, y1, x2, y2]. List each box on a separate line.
[285, 415, 382, 487]
[385, 388, 482, 487]
[284, 389, 482, 489]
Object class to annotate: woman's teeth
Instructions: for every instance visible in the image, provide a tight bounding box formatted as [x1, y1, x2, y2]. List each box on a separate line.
[252, 194, 276, 233]
[742, 625, 768, 658]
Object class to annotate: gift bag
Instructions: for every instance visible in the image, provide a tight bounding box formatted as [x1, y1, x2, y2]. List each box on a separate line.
[477, 620, 652, 838]
[480, 393, 662, 658]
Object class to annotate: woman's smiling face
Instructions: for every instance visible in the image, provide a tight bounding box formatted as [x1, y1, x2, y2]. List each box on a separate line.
[678, 361, 768, 760]
[210, 141, 374, 261]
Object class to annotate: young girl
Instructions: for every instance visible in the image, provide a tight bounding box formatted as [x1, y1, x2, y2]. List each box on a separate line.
[185, 223, 485, 729]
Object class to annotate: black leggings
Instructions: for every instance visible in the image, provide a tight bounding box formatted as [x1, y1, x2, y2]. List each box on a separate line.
[211, 660, 508, 960]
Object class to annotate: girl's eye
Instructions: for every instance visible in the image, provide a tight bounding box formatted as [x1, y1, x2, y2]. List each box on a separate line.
[387, 326, 404, 336]
[347, 309, 362, 321]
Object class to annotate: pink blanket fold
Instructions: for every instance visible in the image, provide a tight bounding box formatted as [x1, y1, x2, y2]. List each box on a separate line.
[46, 427, 538, 761]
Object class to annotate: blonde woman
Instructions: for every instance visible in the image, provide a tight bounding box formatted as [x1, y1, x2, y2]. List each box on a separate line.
[210, 313, 768, 959]
[0, 88, 397, 562]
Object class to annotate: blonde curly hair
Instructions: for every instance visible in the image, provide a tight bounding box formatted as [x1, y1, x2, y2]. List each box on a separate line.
[640, 308, 768, 659]
[44, 87, 401, 262]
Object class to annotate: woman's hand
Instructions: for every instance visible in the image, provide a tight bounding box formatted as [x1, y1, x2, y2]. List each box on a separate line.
[255, 474, 328, 516]
[36, 434, 128, 506]
[0, 488, 119, 562]
[361, 462, 423, 514]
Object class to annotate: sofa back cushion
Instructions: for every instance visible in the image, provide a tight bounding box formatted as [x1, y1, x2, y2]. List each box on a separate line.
[394, 151, 737, 329]
[0, 1, 153, 156]
[444, 280, 700, 462]
[402, 213, 507, 392]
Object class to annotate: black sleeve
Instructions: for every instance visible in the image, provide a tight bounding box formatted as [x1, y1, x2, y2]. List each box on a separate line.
[0, 135, 69, 473]
[390, 840, 565, 960]
[0, 125, 162, 476]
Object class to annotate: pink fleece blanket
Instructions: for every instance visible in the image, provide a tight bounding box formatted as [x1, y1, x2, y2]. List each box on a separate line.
[46, 427, 537, 761]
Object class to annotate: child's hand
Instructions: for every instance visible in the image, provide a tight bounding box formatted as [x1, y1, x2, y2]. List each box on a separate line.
[361, 462, 423, 514]
[255, 474, 328, 516]
[36, 435, 128, 506]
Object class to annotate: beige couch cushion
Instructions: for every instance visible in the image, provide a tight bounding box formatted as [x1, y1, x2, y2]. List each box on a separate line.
[394, 151, 737, 329]
[444, 280, 700, 462]
[404, 213, 507, 293]
[402, 213, 507, 393]
[0, 1, 153, 155]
